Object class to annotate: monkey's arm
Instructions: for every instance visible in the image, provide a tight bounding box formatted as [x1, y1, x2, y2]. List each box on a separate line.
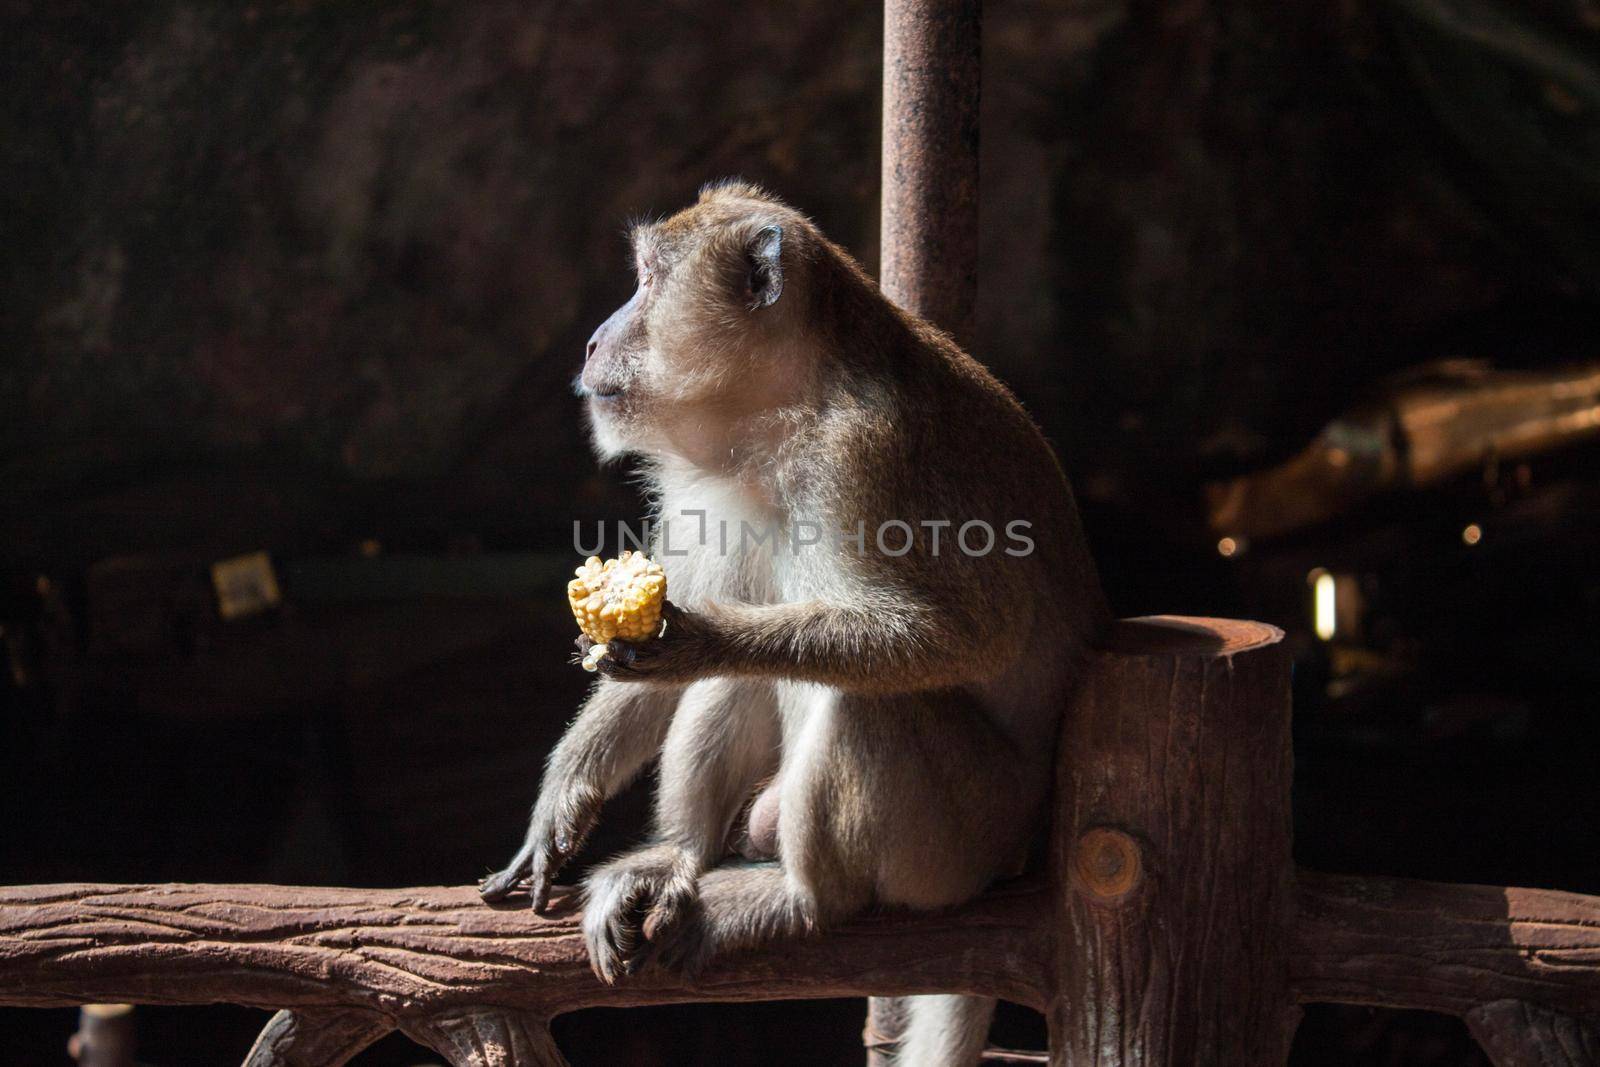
[480, 680, 682, 909]
[599, 595, 1025, 693]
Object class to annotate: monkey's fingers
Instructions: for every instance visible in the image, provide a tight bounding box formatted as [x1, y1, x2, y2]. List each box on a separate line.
[527, 848, 568, 913]
[478, 845, 534, 903]
[529, 801, 602, 911]
[591, 638, 646, 679]
[657, 599, 689, 632]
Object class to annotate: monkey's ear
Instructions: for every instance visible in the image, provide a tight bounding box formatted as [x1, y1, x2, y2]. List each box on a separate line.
[744, 224, 783, 309]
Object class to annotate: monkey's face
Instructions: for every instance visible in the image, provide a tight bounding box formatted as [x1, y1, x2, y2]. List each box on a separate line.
[578, 193, 801, 463]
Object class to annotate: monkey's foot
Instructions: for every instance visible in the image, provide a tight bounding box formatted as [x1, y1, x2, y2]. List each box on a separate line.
[630, 902, 715, 977]
[636, 861, 809, 977]
[581, 844, 700, 983]
[478, 863, 529, 904]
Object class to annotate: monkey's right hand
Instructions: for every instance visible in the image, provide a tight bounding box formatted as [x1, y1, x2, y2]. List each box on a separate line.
[479, 782, 603, 911]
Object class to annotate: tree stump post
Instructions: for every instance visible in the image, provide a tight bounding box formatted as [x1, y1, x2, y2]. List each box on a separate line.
[1046, 617, 1300, 1066]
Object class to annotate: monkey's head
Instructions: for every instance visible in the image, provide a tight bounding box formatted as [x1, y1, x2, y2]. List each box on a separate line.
[578, 180, 817, 463]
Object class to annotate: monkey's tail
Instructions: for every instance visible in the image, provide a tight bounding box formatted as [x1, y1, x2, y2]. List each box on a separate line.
[868, 994, 996, 1066]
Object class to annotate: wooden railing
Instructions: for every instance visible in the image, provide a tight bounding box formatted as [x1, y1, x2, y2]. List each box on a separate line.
[5, 615, 1600, 1065]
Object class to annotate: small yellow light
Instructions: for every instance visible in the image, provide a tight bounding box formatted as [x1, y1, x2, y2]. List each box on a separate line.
[1309, 568, 1336, 641]
[1217, 536, 1239, 558]
[1461, 523, 1483, 546]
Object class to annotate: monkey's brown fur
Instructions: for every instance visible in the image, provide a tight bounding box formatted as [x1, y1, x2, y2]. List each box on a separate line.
[483, 181, 1106, 1065]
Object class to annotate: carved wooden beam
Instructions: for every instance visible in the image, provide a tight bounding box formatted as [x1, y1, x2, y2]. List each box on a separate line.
[1293, 872, 1600, 1018]
[1466, 1000, 1600, 1067]
[8, 870, 1600, 1064]
[0, 879, 1051, 1017]
[243, 1008, 392, 1067]
[5, 618, 1600, 1065]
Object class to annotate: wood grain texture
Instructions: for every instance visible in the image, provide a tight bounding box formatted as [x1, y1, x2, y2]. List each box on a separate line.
[0, 879, 1052, 1018]
[1294, 872, 1600, 1017]
[8, 616, 1600, 1064]
[242, 1008, 392, 1067]
[399, 1009, 568, 1067]
[1466, 999, 1600, 1067]
[1048, 616, 1301, 1066]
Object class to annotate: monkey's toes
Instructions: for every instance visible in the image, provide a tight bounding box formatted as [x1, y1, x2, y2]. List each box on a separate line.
[581, 877, 650, 983]
[525, 869, 554, 912]
[582, 905, 640, 984]
[636, 910, 715, 977]
[640, 880, 697, 944]
[478, 864, 527, 903]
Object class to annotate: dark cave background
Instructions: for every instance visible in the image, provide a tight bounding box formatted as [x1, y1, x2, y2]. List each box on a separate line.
[5, 0, 1600, 1063]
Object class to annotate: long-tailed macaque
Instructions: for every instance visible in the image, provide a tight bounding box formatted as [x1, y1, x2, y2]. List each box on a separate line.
[482, 180, 1106, 1065]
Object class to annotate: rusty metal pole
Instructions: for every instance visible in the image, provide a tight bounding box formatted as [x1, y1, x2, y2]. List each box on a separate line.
[869, 2, 982, 1063]
[880, 0, 982, 350]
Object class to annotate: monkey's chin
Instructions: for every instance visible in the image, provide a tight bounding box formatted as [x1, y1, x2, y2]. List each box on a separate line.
[585, 400, 637, 461]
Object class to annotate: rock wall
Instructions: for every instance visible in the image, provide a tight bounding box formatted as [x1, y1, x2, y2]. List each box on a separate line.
[3, 0, 1595, 567]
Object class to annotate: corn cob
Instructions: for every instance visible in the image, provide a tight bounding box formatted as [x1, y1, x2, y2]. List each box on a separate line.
[568, 551, 667, 670]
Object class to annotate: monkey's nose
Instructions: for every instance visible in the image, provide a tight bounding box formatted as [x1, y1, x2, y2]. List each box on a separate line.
[585, 339, 598, 360]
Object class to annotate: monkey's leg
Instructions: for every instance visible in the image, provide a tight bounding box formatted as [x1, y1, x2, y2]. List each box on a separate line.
[873, 995, 997, 1067]
[656, 686, 1027, 1065]
[480, 680, 683, 909]
[852, 688, 1029, 1067]
[581, 677, 778, 982]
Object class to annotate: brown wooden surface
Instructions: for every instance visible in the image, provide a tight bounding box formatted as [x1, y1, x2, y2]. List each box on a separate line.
[6, 617, 1600, 1065]
[1048, 616, 1301, 1066]
[242, 1008, 392, 1067]
[399, 1009, 568, 1067]
[0, 879, 1052, 1015]
[1293, 872, 1600, 1018]
[1466, 1000, 1600, 1067]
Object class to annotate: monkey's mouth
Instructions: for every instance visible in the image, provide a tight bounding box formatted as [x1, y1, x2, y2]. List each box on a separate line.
[574, 373, 627, 403]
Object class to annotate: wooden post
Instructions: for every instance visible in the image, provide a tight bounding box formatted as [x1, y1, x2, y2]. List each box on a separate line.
[1048, 617, 1300, 1065]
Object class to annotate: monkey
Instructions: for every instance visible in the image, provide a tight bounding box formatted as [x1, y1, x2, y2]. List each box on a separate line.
[480, 179, 1107, 1066]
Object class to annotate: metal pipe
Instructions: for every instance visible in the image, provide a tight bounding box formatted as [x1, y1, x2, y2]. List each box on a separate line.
[870, 5, 983, 1063]
[880, 0, 982, 349]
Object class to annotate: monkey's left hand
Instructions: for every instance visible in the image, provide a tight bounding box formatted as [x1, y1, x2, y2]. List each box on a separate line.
[583, 601, 723, 683]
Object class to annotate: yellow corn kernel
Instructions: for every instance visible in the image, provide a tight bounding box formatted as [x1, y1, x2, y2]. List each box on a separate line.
[568, 550, 667, 652]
